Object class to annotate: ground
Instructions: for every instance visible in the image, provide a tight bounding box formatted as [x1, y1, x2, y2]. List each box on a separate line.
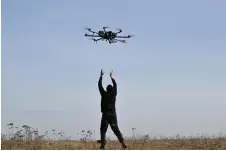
[1, 138, 226, 150]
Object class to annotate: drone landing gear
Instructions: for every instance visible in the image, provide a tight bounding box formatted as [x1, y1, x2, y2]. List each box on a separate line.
[91, 38, 103, 43]
[116, 39, 126, 43]
[109, 39, 126, 44]
[108, 39, 116, 44]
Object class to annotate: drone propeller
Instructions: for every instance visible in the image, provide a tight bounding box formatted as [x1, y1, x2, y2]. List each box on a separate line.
[102, 26, 108, 32]
[90, 38, 98, 43]
[128, 34, 134, 38]
[84, 27, 91, 31]
[116, 28, 122, 32]
[114, 28, 122, 34]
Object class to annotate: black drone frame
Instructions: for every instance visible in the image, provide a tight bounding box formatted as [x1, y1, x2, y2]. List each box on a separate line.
[84, 27, 133, 44]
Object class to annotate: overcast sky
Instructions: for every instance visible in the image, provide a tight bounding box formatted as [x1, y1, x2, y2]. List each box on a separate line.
[1, 0, 226, 139]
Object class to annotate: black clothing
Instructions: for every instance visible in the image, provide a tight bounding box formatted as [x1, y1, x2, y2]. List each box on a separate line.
[98, 76, 125, 148]
[98, 77, 117, 113]
[100, 112, 124, 146]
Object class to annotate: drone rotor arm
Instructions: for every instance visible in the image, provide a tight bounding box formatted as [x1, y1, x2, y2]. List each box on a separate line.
[90, 38, 103, 43]
[115, 28, 122, 34]
[84, 27, 98, 34]
[85, 34, 101, 37]
[116, 35, 134, 38]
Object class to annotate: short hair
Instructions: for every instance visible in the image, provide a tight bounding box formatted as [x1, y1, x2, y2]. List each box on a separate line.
[106, 84, 113, 92]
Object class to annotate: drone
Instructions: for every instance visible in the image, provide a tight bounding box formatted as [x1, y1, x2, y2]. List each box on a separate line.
[84, 27, 133, 44]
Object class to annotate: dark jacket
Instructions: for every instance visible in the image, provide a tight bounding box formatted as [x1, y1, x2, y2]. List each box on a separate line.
[98, 77, 117, 113]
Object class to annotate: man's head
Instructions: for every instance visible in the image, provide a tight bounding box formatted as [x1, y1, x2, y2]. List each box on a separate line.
[106, 84, 113, 92]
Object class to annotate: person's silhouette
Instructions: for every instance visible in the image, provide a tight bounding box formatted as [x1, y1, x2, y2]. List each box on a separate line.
[98, 69, 127, 150]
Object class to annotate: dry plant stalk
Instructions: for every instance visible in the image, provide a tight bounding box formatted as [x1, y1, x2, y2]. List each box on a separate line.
[2, 123, 226, 150]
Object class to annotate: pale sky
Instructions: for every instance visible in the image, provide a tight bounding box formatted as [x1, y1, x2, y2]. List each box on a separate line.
[1, 0, 226, 139]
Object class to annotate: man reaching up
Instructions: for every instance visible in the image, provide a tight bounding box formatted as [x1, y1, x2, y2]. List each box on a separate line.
[98, 69, 127, 150]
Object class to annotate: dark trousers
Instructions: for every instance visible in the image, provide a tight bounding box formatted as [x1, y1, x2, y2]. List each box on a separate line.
[100, 112, 124, 146]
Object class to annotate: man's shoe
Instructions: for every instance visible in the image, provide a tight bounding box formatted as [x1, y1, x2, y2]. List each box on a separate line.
[99, 146, 105, 150]
[122, 143, 127, 149]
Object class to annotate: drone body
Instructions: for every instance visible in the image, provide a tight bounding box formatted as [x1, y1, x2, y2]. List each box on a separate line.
[84, 27, 133, 44]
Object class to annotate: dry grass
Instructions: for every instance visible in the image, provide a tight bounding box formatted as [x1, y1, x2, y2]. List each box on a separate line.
[1, 138, 226, 150]
[2, 123, 226, 149]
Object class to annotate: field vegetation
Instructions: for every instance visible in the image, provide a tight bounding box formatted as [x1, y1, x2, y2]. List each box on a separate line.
[1, 123, 226, 149]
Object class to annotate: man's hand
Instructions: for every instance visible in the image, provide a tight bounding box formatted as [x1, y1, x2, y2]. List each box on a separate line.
[110, 70, 113, 78]
[100, 69, 104, 77]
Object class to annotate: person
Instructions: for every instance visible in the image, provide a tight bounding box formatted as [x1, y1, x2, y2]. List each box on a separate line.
[98, 69, 127, 150]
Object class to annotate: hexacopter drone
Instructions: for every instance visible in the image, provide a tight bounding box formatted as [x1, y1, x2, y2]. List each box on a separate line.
[84, 27, 133, 44]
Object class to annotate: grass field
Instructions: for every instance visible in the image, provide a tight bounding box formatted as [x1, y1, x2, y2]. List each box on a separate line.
[2, 124, 226, 149]
[1, 138, 226, 150]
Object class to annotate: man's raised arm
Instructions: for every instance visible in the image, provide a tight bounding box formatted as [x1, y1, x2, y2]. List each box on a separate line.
[98, 69, 105, 96]
[110, 71, 117, 96]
